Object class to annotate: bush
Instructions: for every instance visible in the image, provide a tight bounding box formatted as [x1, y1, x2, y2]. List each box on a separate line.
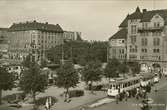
[3, 92, 26, 102]
[85, 85, 104, 91]
[69, 90, 84, 98]
[92, 85, 103, 91]
[35, 96, 58, 106]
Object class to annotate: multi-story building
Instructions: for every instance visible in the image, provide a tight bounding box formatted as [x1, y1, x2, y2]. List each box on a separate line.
[63, 31, 82, 41]
[0, 28, 9, 58]
[108, 28, 127, 60]
[8, 20, 64, 62]
[109, 7, 167, 73]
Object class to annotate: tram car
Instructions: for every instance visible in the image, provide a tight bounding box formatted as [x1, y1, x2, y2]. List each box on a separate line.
[107, 74, 154, 97]
[107, 76, 141, 97]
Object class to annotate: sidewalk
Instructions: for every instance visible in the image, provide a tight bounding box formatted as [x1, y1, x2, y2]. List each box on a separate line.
[40, 91, 106, 110]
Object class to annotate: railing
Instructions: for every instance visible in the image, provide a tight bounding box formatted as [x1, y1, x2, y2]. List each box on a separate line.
[138, 26, 164, 32]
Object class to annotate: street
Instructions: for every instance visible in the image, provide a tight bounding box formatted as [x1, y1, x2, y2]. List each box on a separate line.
[88, 77, 167, 110]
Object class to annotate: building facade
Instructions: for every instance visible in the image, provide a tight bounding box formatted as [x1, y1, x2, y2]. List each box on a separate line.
[0, 28, 9, 58]
[108, 28, 127, 60]
[8, 21, 64, 62]
[109, 7, 167, 73]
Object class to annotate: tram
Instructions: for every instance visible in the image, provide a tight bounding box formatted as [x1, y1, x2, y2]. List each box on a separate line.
[107, 76, 141, 97]
[107, 74, 154, 97]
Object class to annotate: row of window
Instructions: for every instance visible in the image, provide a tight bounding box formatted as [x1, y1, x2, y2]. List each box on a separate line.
[119, 49, 124, 54]
[141, 38, 160, 46]
[118, 55, 126, 59]
[140, 32, 161, 36]
[131, 36, 160, 46]
[140, 56, 161, 60]
[38, 35, 60, 40]
[130, 48, 160, 53]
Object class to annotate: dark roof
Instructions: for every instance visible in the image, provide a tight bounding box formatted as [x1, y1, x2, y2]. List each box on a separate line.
[9, 20, 64, 32]
[119, 7, 142, 28]
[128, 6, 142, 19]
[109, 28, 127, 40]
[0, 28, 8, 31]
[141, 9, 167, 22]
[119, 15, 129, 27]
[119, 7, 167, 28]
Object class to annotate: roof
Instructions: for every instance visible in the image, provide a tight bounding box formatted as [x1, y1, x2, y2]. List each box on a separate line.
[119, 7, 167, 28]
[128, 6, 142, 19]
[119, 7, 142, 28]
[119, 15, 129, 27]
[9, 20, 64, 32]
[109, 28, 127, 40]
[141, 9, 167, 22]
[0, 28, 8, 31]
[110, 76, 140, 84]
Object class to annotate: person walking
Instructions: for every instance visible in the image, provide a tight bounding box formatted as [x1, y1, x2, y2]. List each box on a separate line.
[45, 97, 49, 110]
[116, 94, 119, 104]
[136, 88, 139, 100]
[49, 97, 52, 110]
[125, 91, 129, 101]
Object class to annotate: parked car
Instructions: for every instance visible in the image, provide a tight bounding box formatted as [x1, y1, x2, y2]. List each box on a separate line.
[153, 73, 159, 83]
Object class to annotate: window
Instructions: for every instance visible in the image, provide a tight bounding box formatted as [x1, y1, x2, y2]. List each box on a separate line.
[152, 32, 161, 36]
[142, 22, 148, 29]
[141, 38, 147, 46]
[153, 49, 160, 53]
[122, 40, 124, 43]
[130, 46, 137, 53]
[129, 54, 137, 59]
[131, 36, 136, 43]
[122, 49, 124, 54]
[154, 22, 160, 28]
[153, 38, 160, 46]
[112, 49, 116, 55]
[141, 48, 147, 53]
[131, 25, 137, 34]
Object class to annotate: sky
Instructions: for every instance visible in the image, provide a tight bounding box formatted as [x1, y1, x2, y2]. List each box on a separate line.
[0, 0, 167, 41]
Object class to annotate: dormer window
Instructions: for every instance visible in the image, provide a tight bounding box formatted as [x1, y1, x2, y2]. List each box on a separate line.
[154, 22, 160, 27]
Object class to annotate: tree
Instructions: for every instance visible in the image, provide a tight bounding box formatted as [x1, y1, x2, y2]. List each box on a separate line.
[56, 63, 79, 100]
[19, 63, 48, 103]
[22, 54, 35, 68]
[119, 61, 129, 77]
[40, 58, 48, 68]
[104, 58, 120, 82]
[46, 40, 108, 65]
[128, 61, 140, 75]
[0, 66, 15, 104]
[82, 61, 102, 93]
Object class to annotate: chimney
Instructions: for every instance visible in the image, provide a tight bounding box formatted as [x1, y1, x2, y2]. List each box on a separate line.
[143, 9, 147, 13]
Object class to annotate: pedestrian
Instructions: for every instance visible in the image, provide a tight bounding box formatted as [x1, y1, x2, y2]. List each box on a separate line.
[49, 97, 52, 110]
[125, 91, 129, 101]
[136, 88, 139, 100]
[88, 81, 92, 90]
[116, 94, 119, 104]
[45, 98, 49, 110]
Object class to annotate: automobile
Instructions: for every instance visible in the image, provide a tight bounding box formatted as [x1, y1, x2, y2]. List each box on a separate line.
[153, 73, 159, 83]
[140, 98, 153, 110]
[163, 72, 167, 77]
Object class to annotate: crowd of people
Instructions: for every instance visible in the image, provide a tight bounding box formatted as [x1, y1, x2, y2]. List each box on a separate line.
[116, 83, 152, 104]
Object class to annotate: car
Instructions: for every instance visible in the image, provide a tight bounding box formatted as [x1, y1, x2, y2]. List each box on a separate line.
[153, 73, 159, 83]
[154, 76, 159, 83]
[163, 72, 167, 77]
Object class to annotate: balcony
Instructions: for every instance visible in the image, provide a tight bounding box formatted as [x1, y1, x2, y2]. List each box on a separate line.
[138, 26, 164, 32]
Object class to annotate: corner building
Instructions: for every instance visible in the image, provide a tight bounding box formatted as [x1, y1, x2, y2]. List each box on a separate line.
[109, 7, 167, 73]
[8, 21, 64, 62]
